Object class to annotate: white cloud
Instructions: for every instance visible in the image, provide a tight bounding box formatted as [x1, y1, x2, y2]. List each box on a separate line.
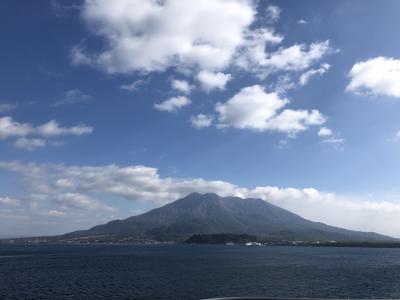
[272, 74, 296, 95]
[2, 160, 400, 237]
[261, 40, 333, 71]
[270, 64, 330, 94]
[0, 196, 20, 206]
[215, 85, 325, 134]
[0, 116, 32, 139]
[299, 63, 330, 86]
[171, 79, 192, 95]
[196, 71, 232, 92]
[297, 19, 307, 25]
[52, 89, 92, 107]
[0, 116, 93, 139]
[322, 137, 345, 144]
[264, 109, 325, 134]
[0, 116, 93, 150]
[69, 0, 339, 136]
[0, 103, 17, 113]
[57, 193, 115, 212]
[190, 114, 214, 129]
[318, 127, 344, 151]
[15, 138, 46, 150]
[216, 85, 288, 129]
[74, 0, 255, 74]
[235, 28, 283, 70]
[265, 5, 281, 23]
[73, 0, 334, 77]
[37, 120, 93, 136]
[0, 161, 242, 204]
[318, 127, 332, 137]
[120, 79, 148, 92]
[235, 38, 334, 79]
[346, 56, 400, 97]
[154, 96, 191, 112]
[71, 0, 339, 132]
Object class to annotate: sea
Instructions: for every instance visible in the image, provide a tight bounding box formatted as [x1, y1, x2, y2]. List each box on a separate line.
[1, 244, 400, 300]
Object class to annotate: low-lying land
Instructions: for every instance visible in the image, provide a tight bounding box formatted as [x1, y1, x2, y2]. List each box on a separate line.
[2, 233, 400, 248]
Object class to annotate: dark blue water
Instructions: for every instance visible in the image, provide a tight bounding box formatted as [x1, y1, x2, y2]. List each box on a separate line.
[1, 244, 400, 300]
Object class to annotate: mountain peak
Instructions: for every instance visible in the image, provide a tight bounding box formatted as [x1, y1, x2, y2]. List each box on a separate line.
[185, 192, 221, 199]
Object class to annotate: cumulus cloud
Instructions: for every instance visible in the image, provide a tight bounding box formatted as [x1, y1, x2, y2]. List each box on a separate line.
[70, 1, 337, 137]
[0, 116, 32, 139]
[234, 28, 283, 71]
[57, 193, 115, 212]
[265, 109, 325, 134]
[270, 63, 330, 94]
[74, 1, 334, 78]
[261, 40, 333, 72]
[0, 116, 93, 150]
[2, 160, 400, 237]
[0, 116, 93, 139]
[36, 120, 93, 136]
[318, 127, 332, 137]
[171, 79, 192, 95]
[215, 85, 325, 134]
[297, 19, 307, 25]
[0, 161, 243, 204]
[235, 38, 335, 80]
[216, 85, 288, 129]
[52, 89, 92, 107]
[299, 63, 330, 86]
[154, 96, 191, 112]
[74, 0, 255, 73]
[190, 114, 214, 129]
[196, 71, 232, 92]
[346, 56, 400, 97]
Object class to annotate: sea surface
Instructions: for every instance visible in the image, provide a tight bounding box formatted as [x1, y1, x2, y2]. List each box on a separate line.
[1, 244, 400, 300]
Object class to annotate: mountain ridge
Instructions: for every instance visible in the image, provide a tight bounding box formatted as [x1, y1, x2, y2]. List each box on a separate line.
[65, 192, 394, 242]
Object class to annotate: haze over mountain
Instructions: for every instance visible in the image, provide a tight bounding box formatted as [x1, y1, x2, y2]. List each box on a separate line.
[66, 193, 394, 242]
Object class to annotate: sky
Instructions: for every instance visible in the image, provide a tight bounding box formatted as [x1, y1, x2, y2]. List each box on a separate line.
[2, 0, 400, 237]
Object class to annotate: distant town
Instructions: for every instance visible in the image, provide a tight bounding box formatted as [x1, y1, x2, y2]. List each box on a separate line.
[2, 233, 400, 248]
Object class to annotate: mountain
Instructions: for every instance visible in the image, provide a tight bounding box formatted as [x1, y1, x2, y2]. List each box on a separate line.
[65, 193, 394, 242]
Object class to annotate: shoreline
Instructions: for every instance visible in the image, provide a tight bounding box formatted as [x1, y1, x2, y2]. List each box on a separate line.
[2, 239, 400, 249]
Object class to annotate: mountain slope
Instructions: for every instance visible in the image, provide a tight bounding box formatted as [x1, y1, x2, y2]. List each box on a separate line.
[66, 193, 394, 242]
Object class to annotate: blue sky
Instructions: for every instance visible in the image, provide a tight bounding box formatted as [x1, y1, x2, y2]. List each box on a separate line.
[1, 0, 400, 237]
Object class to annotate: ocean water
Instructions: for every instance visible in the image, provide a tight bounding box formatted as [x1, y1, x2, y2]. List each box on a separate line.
[1, 244, 400, 300]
